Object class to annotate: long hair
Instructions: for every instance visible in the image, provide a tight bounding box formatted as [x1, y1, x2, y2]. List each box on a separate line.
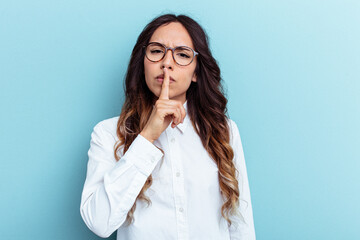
[114, 13, 240, 226]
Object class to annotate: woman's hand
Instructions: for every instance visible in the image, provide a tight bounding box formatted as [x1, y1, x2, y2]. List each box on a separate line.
[140, 68, 186, 143]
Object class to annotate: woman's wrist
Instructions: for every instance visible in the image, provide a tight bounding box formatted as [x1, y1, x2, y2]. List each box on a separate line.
[139, 131, 155, 144]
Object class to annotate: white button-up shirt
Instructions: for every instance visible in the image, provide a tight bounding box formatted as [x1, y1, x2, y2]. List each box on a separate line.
[80, 100, 256, 239]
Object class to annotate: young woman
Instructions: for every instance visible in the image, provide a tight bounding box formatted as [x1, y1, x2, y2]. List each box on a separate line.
[80, 14, 256, 239]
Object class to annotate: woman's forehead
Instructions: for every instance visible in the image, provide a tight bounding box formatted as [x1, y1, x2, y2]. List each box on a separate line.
[149, 22, 194, 48]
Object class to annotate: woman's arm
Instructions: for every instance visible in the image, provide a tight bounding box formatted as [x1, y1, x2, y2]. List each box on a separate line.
[80, 121, 163, 238]
[228, 119, 256, 240]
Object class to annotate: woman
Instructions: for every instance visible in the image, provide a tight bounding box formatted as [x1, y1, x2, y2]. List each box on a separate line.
[80, 13, 256, 239]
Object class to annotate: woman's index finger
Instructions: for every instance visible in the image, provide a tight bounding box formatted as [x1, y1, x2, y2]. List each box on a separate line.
[159, 68, 170, 100]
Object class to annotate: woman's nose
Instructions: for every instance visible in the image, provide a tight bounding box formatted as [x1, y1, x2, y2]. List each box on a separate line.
[161, 49, 174, 69]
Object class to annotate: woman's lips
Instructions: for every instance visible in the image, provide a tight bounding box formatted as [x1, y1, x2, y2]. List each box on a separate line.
[156, 77, 175, 83]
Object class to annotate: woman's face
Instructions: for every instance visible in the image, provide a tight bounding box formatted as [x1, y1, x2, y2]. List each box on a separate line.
[144, 22, 197, 104]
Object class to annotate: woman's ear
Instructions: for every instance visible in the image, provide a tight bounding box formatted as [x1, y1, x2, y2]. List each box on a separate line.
[191, 72, 197, 82]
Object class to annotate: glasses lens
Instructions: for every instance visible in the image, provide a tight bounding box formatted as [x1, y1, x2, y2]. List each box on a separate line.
[174, 47, 194, 66]
[146, 43, 165, 62]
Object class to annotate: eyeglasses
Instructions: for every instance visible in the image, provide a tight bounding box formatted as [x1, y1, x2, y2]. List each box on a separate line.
[144, 42, 198, 66]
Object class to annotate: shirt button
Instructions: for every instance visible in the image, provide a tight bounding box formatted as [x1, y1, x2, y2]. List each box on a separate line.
[151, 158, 155, 163]
[179, 207, 184, 213]
[176, 172, 180, 177]
[171, 138, 175, 143]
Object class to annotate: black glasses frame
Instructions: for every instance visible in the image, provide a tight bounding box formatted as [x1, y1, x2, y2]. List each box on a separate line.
[143, 42, 199, 66]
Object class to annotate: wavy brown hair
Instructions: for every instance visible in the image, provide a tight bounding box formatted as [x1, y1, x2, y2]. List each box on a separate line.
[114, 13, 240, 227]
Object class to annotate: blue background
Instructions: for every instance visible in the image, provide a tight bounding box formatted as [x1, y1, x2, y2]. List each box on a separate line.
[1, 0, 359, 239]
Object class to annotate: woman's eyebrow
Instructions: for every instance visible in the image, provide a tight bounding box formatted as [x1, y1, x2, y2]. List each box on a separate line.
[174, 44, 191, 47]
[152, 41, 192, 48]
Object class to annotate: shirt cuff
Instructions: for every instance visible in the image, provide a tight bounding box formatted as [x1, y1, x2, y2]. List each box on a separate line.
[118, 134, 164, 177]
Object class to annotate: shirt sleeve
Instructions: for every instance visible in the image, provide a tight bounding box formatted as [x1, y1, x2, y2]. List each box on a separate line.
[80, 121, 164, 238]
[228, 119, 256, 240]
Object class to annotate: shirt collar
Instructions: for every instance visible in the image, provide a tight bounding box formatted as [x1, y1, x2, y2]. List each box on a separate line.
[176, 100, 189, 134]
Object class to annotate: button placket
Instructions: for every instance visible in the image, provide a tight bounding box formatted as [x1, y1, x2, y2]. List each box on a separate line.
[166, 127, 189, 240]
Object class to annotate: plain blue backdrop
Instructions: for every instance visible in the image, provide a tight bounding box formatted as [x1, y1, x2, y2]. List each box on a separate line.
[1, 0, 359, 239]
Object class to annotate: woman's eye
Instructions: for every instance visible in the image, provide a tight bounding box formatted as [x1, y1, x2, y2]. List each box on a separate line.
[177, 53, 190, 58]
[150, 49, 163, 54]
